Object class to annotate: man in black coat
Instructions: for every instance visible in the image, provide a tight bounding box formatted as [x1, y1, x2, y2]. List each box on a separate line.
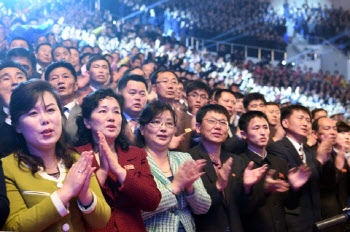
[267, 105, 333, 232]
[188, 105, 267, 232]
[239, 111, 311, 232]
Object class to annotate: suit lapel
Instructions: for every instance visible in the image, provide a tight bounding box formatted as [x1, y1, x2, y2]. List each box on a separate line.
[197, 143, 218, 183]
[283, 137, 303, 166]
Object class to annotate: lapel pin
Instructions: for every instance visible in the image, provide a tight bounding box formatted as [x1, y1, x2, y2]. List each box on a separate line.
[124, 164, 135, 170]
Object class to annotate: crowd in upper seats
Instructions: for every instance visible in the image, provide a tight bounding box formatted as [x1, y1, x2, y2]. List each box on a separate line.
[0, 1, 350, 232]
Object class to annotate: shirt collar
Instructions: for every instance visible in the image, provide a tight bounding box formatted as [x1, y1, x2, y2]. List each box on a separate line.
[63, 100, 77, 112]
[286, 135, 303, 151]
[248, 147, 267, 159]
[123, 112, 138, 122]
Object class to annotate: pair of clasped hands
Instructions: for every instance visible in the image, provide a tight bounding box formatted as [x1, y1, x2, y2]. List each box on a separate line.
[57, 132, 125, 206]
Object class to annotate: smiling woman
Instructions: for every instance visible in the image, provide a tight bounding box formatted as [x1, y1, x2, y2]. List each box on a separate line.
[2, 80, 111, 232]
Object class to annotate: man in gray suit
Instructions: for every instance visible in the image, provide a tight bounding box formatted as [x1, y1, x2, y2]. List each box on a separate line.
[45, 61, 81, 145]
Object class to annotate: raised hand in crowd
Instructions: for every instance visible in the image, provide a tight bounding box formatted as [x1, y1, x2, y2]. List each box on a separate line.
[287, 164, 311, 191]
[243, 161, 268, 193]
[171, 159, 206, 195]
[316, 134, 334, 165]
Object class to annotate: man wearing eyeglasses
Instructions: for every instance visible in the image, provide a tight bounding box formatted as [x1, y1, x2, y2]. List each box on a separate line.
[150, 69, 190, 151]
[187, 104, 268, 232]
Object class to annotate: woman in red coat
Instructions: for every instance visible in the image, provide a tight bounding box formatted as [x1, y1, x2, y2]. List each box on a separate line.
[75, 88, 161, 232]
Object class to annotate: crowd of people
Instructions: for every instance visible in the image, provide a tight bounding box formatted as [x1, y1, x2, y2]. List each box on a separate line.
[0, 0, 350, 232]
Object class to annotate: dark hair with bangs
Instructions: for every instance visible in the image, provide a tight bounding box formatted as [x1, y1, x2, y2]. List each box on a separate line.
[77, 88, 129, 150]
[9, 79, 74, 175]
[136, 101, 176, 148]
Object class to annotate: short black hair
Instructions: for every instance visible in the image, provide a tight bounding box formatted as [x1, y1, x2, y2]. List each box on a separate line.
[35, 42, 52, 53]
[0, 60, 28, 79]
[80, 53, 92, 64]
[281, 105, 311, 129]
[336, 121, 350, 133]
[233, 91, 244, 100]
[185, 80, 210, 96]
[51, 45, 70, 61]
[311, 108, 327, 120]
[123, 67, 145, 78]
[196, 104, 230, 124]
[118, 64, 129, 72]
[6, 47, 36, 70]
[81, 45, 93, 54]
[265, 102, 280, 107]
[118, 74, 148, 92]
[44, 61, 77, 82]
[131, 55, 142, 64]
[9, 37, 32, 51]
[150, 69, 178, 85]
[243, 92, 266, 109]
[214, 89, 236, 102]
[239, 111, 268, 133]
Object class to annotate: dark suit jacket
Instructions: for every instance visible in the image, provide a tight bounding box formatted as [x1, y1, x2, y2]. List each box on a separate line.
[239, 149, 300, 232]
[222, 124, 247, 155]
[175, 110, 194, 152]
[0, 108, 18, 158]
[62, 102, 81, 146]
[267, 137, 322, 232]
[187, 143, 245, 232]
[75, 144, 161, 232]
[0, 159, 9, 228]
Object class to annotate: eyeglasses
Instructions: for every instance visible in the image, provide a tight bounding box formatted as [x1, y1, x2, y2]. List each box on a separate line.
[189, 93, 209, 100]
[203, 118, 228, 127]
[149, 119, 175, 129]
[155, 79, 178, 86]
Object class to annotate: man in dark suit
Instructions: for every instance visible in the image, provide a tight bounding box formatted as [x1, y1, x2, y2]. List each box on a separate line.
[239, 111, 311, 232]
[267, 105, 332, 232]
[0, 61, 28, 158]
[45, 61, 81, 145]
[188, 104, 267, 232]
[312, 117, 350, 232]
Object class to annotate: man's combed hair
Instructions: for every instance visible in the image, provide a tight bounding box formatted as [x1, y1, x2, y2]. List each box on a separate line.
[6, 47, 37, 70]
[44, 61, 77, 81]
[336, 121, 350, 133]
[117, 74, 148, 92]
[196, 104, 230, 124]
[239, 111, 268, 133]
[85, 54, 111, 75]
[0, 60, 29, 79]
[150, 69, 178, 85]
[243, 92, 266, 109]
[185, 80, 210, 96]
[214, 89, 236, 102]
[281, 104, 311, 130]
[311, 108, 327, 120]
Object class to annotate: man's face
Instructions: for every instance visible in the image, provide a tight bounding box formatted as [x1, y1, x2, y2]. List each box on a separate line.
[142, 64, 154, 80]
[10, 39, 29, 50]
[247, 99, 265, 112]
[88, 60, 110, 86]
[48, 67, 77, 100]
[265, 104, 280, 126]
[282, 110, 310, 140]
[314, 117, 337, 145]
[217, 92, 236, 117]
[36, 45, 52, 65]
[241, 116, 270, 149]
[312, 110, 327, 122]
[153, 72, 178, 102]
[53, 47, 71, 62]
[0, 67, 27, 106]
[70, 49, 80, 67]
[132, 59, 142, 67]
[196, 111, 229, 145]
[187, 89, 208, 115]
[236, 98, 244, 114]
[121, 80, 148, 118]
[175, 83, 184, 101]
[11, 57, 33, 76]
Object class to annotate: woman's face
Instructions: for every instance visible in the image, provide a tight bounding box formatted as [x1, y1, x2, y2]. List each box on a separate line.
[141, 110, 176, 150]
[16, 91, 62, 152]
[85, 96, 122, 143]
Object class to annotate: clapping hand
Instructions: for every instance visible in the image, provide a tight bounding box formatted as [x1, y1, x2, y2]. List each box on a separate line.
[171, 159, 206, 195]
[243, 162, 268, 193]
[264, 169, 290, 193]
[58, 151, 96, 206]
[216, 157, 232, 191]
[316, 134, 334, 165]
[288, 164, 311, 191]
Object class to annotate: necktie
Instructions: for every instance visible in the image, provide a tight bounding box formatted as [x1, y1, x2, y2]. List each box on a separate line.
[299, 146, 306, 164]
[129, 119, 139, 134]
[63, 107, 70, 119]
